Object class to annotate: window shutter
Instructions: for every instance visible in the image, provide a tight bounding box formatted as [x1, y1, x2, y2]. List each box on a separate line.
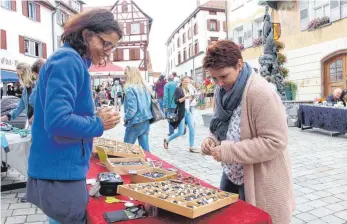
[36, 3, 41, 22]
[207, 20, 210, 31]
[299, 0, 309, 31]
[56, 11, 62, 25]
[140, 23, 145, 34]
[195, 24, 198, 35]
[216, 21, 220, 32]
[330, 0, 341, 22]
[135, 48, 140, 60]
[223, 21, 226, 32]
[130, 49, 134, 60]
[42, 42, 47, 59]
[126, 23, 131, 35]
[22, 1, 28, 17]
[1, 30, 7, 50]
[19, 35, 25, 54]
[11, 0, 16, 11]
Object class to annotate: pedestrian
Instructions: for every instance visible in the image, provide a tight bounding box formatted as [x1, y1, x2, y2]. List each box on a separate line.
[164, 77, 200, 153]
[111, 80, 123, 111]
[123, 66, 152, 152]
[155, 75, 166, 112]
[1, 63, 35, 125]
[28, 58, 46, 125]
[163, 75, 177, 135]
[200, 40, 294, 224]
[26, 9, 122, 224]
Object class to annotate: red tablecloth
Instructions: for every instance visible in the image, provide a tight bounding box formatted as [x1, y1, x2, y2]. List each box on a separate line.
[87, 153, 272, 224]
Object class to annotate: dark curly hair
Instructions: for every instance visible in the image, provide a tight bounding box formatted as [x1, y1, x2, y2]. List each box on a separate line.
[61, 9, 123, 57]
[203, 40, 242, 70]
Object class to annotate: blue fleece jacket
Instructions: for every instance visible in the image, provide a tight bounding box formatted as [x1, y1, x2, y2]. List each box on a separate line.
[28, 43, 104, 180]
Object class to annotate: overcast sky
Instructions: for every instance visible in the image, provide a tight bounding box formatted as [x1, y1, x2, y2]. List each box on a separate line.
[85, 0, 199, 72]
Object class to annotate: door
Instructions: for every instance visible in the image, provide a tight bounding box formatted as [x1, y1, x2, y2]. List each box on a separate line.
[324, 54, 347, 96]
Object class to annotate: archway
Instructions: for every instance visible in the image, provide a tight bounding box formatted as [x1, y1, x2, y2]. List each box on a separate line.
[321, 50, 347, 96]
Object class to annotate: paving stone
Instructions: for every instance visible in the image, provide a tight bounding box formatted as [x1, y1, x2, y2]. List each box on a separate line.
[9, 203, 32, 210]
[306, 219, 327, 224]
[320, 196, 342, 204]
[1, 194, 17, 199]
[1, 204, 9, 210]
[291, 217, 305, 224]
[12, 208, 36, 216]
[26, 214, 47, 222]
[295, 213, 317, 222]
[334, 210, 347, 221]
[321, 215, 346, 224]
[1, 210, 13, 218]
[303, 199, 328, 208]
[309, 207, 334, 218]
[5, 216, 26, 224]
[325, 202, 347, 212]
[35, 208, 43, 214]
[1, 218, 6, 224]
[295, 204, 315, 212]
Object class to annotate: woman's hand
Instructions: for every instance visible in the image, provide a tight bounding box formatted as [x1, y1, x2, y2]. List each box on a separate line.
[1, 115, 9, 122]
[97, 107, 121, 130]
[201, 137, 216, 156]
[211, 146, 222, 162]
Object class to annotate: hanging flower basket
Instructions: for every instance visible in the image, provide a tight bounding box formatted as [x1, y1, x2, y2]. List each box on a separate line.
[252, 37, 263, 47]
[307, 16, 330, 31]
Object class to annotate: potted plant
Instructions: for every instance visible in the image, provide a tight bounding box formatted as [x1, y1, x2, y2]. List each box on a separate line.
[284, 81, 297, 100]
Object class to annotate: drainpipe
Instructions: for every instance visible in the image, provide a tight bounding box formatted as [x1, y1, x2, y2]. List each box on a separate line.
[52, 3, 60, 52]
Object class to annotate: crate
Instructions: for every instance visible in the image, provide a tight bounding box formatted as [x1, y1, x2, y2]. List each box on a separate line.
[117, 181, 238, 219]
[105, 158, 150, 175]
[130, 168, 178, 183]
[93, 138, 145, 159]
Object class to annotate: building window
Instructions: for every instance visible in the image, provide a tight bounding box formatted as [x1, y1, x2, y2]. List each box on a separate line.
[131, 23, 140, 34]
[194, 23, 198, 35]
[122, 1, 128, 12]
[1, 0, 11, 10]
[183, 48, 187, 61]
[194, 42, 199, 55]
[28, 1, 37, 20]
[329, 59, 343, 82]
[189, 44, 193, 58]
[25, 39, 42, 57]
[177, 38, 180, 48]
[178, 51, 181, 64]
[209, 20, 217, 31]
[71, 0, 80, 12]
[188, 27, 192, 39]
[313, 0, 330, 19]
[57, 10, 68, 26]
[234, 27, 244, 45]
[130, 48, 140, 60]
[254, 20, 263, 38]
[183, 33, 186, 44]
[209, 11, 217, 15]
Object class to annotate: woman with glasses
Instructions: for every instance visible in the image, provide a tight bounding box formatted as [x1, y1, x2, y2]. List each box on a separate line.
[26, 9, 122, 224]
[123, 66, 152, 151]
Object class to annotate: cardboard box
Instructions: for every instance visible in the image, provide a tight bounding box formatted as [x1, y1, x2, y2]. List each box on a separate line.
[105, 158, 150, 175]
[130, 168, 178, 183]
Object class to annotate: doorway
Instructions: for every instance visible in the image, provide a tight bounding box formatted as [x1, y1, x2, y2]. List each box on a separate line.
[324, 54, 347, 96]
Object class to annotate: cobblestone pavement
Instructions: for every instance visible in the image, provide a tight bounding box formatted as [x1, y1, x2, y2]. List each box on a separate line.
[1, 108, 347, 224]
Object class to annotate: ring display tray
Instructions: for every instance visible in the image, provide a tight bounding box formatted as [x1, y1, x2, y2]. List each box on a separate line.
[93, 138, 145, 159]
[130, 168, 178, 183]
[117, 181, 238, 219]
[106, 158, 150, 175]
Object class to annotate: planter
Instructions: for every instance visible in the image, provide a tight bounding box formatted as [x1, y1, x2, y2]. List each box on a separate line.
[202, 113, 213, 127]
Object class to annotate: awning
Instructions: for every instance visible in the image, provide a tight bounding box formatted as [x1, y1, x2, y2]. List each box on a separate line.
[0, 70, 18, 82]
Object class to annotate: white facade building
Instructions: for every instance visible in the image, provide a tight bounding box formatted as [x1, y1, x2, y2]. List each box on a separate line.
[166, 1, 226, 83]
[0, 0, 55, 76]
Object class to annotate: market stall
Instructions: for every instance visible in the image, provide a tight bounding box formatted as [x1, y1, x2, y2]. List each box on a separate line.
[86, 139, 272, 224]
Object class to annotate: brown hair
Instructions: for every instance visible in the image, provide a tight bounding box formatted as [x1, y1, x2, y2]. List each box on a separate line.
[61, 9, 123, 57]
[203, 40, 242, 70]
[31, 58, 45, 74]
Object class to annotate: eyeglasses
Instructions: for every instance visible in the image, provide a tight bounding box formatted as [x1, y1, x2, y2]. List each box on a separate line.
[96, 34, 119, 52]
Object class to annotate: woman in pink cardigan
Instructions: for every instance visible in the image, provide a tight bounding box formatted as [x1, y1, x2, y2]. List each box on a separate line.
[201, 40, 295, 224]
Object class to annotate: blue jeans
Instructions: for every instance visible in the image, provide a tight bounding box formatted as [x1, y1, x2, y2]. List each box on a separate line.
[220, 172, 245, 201]
[168, 110, 195, 147]
[166, 108, 176, 135]
[48, 217, 60, 224]
[124, 121, 150, 151]
[158, 98, 164, 113]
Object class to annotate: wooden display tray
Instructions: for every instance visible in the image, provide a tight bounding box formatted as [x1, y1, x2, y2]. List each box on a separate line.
[118, 181, 238, 219]
[93, 138, 145, 159]
[105, 158, 150, 175]
[130, 168, 178, 183]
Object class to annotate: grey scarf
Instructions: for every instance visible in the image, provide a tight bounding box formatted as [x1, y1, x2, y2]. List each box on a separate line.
[210, 62, 252, 141]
